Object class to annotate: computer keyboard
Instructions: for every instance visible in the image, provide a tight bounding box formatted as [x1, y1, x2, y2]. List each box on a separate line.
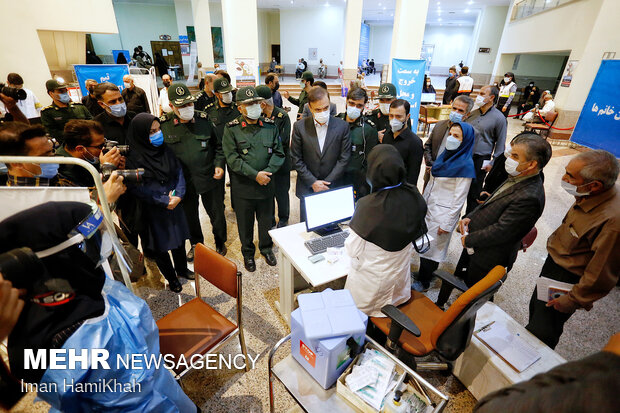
[304, 231, 350, 255]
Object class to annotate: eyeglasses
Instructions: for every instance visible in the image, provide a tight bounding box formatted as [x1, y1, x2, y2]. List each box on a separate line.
[86, 142, 106, 150]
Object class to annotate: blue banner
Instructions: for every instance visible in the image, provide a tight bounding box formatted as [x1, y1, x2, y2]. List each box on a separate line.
[391, 59, 426, 124]
[571, 60, 620, 157]
[358, 23, 370, 68]
[73, 64, 130, 98]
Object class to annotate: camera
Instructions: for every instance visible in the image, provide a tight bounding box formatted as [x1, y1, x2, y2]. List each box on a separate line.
[103, 140, 130, 155]
[0, 247, 43, 286]
[101, 162, 144, 184]
[0, 83, 27, 101]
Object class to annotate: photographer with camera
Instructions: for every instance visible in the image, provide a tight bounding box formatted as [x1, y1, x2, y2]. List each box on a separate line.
[93, 82, 135, 145]
[0, 80, 29, 125]
[0, 122, 126, 203]
[0, 73, 41, 122]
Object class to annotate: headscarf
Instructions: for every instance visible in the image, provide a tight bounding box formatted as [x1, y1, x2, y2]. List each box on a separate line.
[126, 112, 180, 181]
[0, 202, 106, 383]
[431, 121, 476, 179]
[349, 145, 427, 252]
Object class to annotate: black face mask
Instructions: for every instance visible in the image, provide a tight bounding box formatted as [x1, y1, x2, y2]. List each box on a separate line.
[88, 87, 95, 94]
[163, 81, 171, 87]
[273, 82, 280, 91]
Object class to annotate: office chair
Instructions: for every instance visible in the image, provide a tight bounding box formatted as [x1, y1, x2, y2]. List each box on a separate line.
[157, 243, 250, 379]
[370, 266, 506, 371]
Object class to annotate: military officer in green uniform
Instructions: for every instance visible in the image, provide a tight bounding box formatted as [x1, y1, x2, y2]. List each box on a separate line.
[282, 70, 313, 119]
[338, 87, 379, 200]
[41, 79, 92, 142]
[222, 86, 285, 272]
[207, 77, 241, 140]
[367, 82, 411, 142]
[256, 85, 292, 228]
[160, 82, 228, 259]
[194, 73, 217, 112]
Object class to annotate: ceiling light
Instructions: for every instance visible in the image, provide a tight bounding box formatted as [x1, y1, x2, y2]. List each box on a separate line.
[383, 6, 386, 10]
[378, 2, 382, 5]
[465, 8, 469, 13]
[438, 17, 442, 21]
[468, 0, 474, 4]
[437, 1, 440, 4]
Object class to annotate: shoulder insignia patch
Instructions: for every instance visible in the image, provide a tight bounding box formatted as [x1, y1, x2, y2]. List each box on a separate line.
[261, 116, 274, 124]
[199, 111, 208, 119]
[159, 115, 168, 122]
[41, 105, 53, 111]
[276, 112, 284, 118]
[366, 119, 376, 127]
[227, 118, 240, 127]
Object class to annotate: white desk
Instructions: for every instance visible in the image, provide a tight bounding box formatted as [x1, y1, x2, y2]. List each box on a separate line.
[453, 302, 566, 400]
[269, 223, 350, 325]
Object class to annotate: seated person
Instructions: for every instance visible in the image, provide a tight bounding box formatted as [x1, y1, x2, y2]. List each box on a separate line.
[344, 145, 427, 316]
[422, 75, 436, 94]
[523, 93, 555, 122]
[0, 202, 196, 412]
[517, 85, 540, 119]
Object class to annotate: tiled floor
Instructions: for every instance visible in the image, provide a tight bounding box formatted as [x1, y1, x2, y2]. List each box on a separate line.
[8, 111, 619, 413]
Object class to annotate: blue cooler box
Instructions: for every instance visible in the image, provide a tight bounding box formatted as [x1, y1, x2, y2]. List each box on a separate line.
[291, 289, 367, 389]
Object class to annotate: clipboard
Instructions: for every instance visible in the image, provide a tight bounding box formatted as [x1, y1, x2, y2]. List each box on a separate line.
[474, 322, 541, 373]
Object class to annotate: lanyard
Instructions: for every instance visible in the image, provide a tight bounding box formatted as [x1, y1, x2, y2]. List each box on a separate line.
[377, 182, 402, 192]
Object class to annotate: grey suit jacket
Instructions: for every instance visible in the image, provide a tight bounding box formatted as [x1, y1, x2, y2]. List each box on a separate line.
[301, 102, 338, 119]
[464, 174, 545, 271]
[291, 116, 351, 197]
[423, 119, 450, 166]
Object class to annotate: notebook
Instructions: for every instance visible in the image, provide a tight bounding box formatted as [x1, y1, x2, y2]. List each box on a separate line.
[475, 322, 541, 373]
[536, 276, 574, 302]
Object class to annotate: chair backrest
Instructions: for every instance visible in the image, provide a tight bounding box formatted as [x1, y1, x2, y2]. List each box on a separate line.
[430, 266, 507, 360]
[194, 243, 238, 298]
[521, 227, 538, 252]
[419, 105, 428, 120]
[545, 111, 558, 124]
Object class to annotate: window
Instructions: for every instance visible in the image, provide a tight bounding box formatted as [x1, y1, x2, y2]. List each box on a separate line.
[511, 0, 577, 21]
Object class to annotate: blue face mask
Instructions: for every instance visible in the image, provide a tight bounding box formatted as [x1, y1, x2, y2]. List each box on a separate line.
[37, 163, 60, 179]
[445, 135, 461, 151]
[58, 93, 71, 104]
[107, 102, 127, 118]
[449, 111, 463, 123]
[149, 130, 164, 147]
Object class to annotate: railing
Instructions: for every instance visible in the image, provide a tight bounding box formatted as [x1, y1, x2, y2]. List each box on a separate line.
[511, 0, 576, 21]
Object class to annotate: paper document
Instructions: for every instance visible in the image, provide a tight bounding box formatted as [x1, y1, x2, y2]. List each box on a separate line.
[475, 322, 541, 372]
[536, 276, 574, 303]
[482, 160, 492, 169]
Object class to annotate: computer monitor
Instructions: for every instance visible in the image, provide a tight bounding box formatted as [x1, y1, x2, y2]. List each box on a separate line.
[421, 93, 436, 103]
[303, 186, 355, 236]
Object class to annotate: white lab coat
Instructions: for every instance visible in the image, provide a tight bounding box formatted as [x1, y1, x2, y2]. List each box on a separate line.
[420, 174, 471, 263]
[344, 230, 412, 317]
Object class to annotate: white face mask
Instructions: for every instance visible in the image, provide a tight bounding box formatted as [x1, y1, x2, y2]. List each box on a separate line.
[379, 103, 391, 115]
[561, 180, 591, 197]
[300, 80, 306, 88]
[346, 105, 361, 120]
[504, 157, 523, 177]
[504, 77, 511, 84]
[445, 135, 461, 151]
[176, 105, 195, 121]
[221, 92, 233, 104]
[474, 95, 487, 107]
[389, 118, 404, 132]
[123, 82, 131, 89]
[313, 109, 330, 124]
[244, 103, 262, 120]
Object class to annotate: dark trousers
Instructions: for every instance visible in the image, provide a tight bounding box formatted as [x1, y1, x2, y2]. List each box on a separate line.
[233, 194, 274, 258]
[344, 170, 370, 201]
[466, 154, 492, 214]
[182, 183, 227, 247]
[436, 249, 490, 307]
[273, 170, 290, 224]
[526, 255, 581, 349]
[417, 257, 439, 287]
[147, 245, 187, 283]
[496, 97, 510, 118]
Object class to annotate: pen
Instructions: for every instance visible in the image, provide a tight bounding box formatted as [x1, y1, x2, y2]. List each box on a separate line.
[171, 190, 176, 197]
[475, 321, 495, 334]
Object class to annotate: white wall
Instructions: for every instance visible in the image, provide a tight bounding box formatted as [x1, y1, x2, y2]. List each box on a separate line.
[470, 6, 509, 76]
[257, 10, 280, 64]
[368, 25, 392, 65]
[0, 0, 118, 106]
[280, 6, 345, 68]
[174, 0, 194, 71]
[91, 2, 179, 59]
[512, 54, 567, 77]
[423, 25, 474, 70]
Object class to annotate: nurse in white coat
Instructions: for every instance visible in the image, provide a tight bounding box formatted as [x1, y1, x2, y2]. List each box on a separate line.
[344, 145, 427, 317]
[413, 121, 476, 291]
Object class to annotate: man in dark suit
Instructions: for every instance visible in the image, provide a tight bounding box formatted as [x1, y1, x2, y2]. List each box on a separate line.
[436, 133, 552, 306]
[291, 86, 351, 221]
[423, 95, 474, 188]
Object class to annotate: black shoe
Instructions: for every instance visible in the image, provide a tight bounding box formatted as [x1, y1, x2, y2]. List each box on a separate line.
[276, 220, 288, 228]
[216, 244, 227, 256]
[244, 257, 256, 272]
[263, 251, 277, 266]
[169, 277, 182, 293]
[411, 280, 430, 292]
[186, 244, 196, 262]
[177, 270, 195, 280]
